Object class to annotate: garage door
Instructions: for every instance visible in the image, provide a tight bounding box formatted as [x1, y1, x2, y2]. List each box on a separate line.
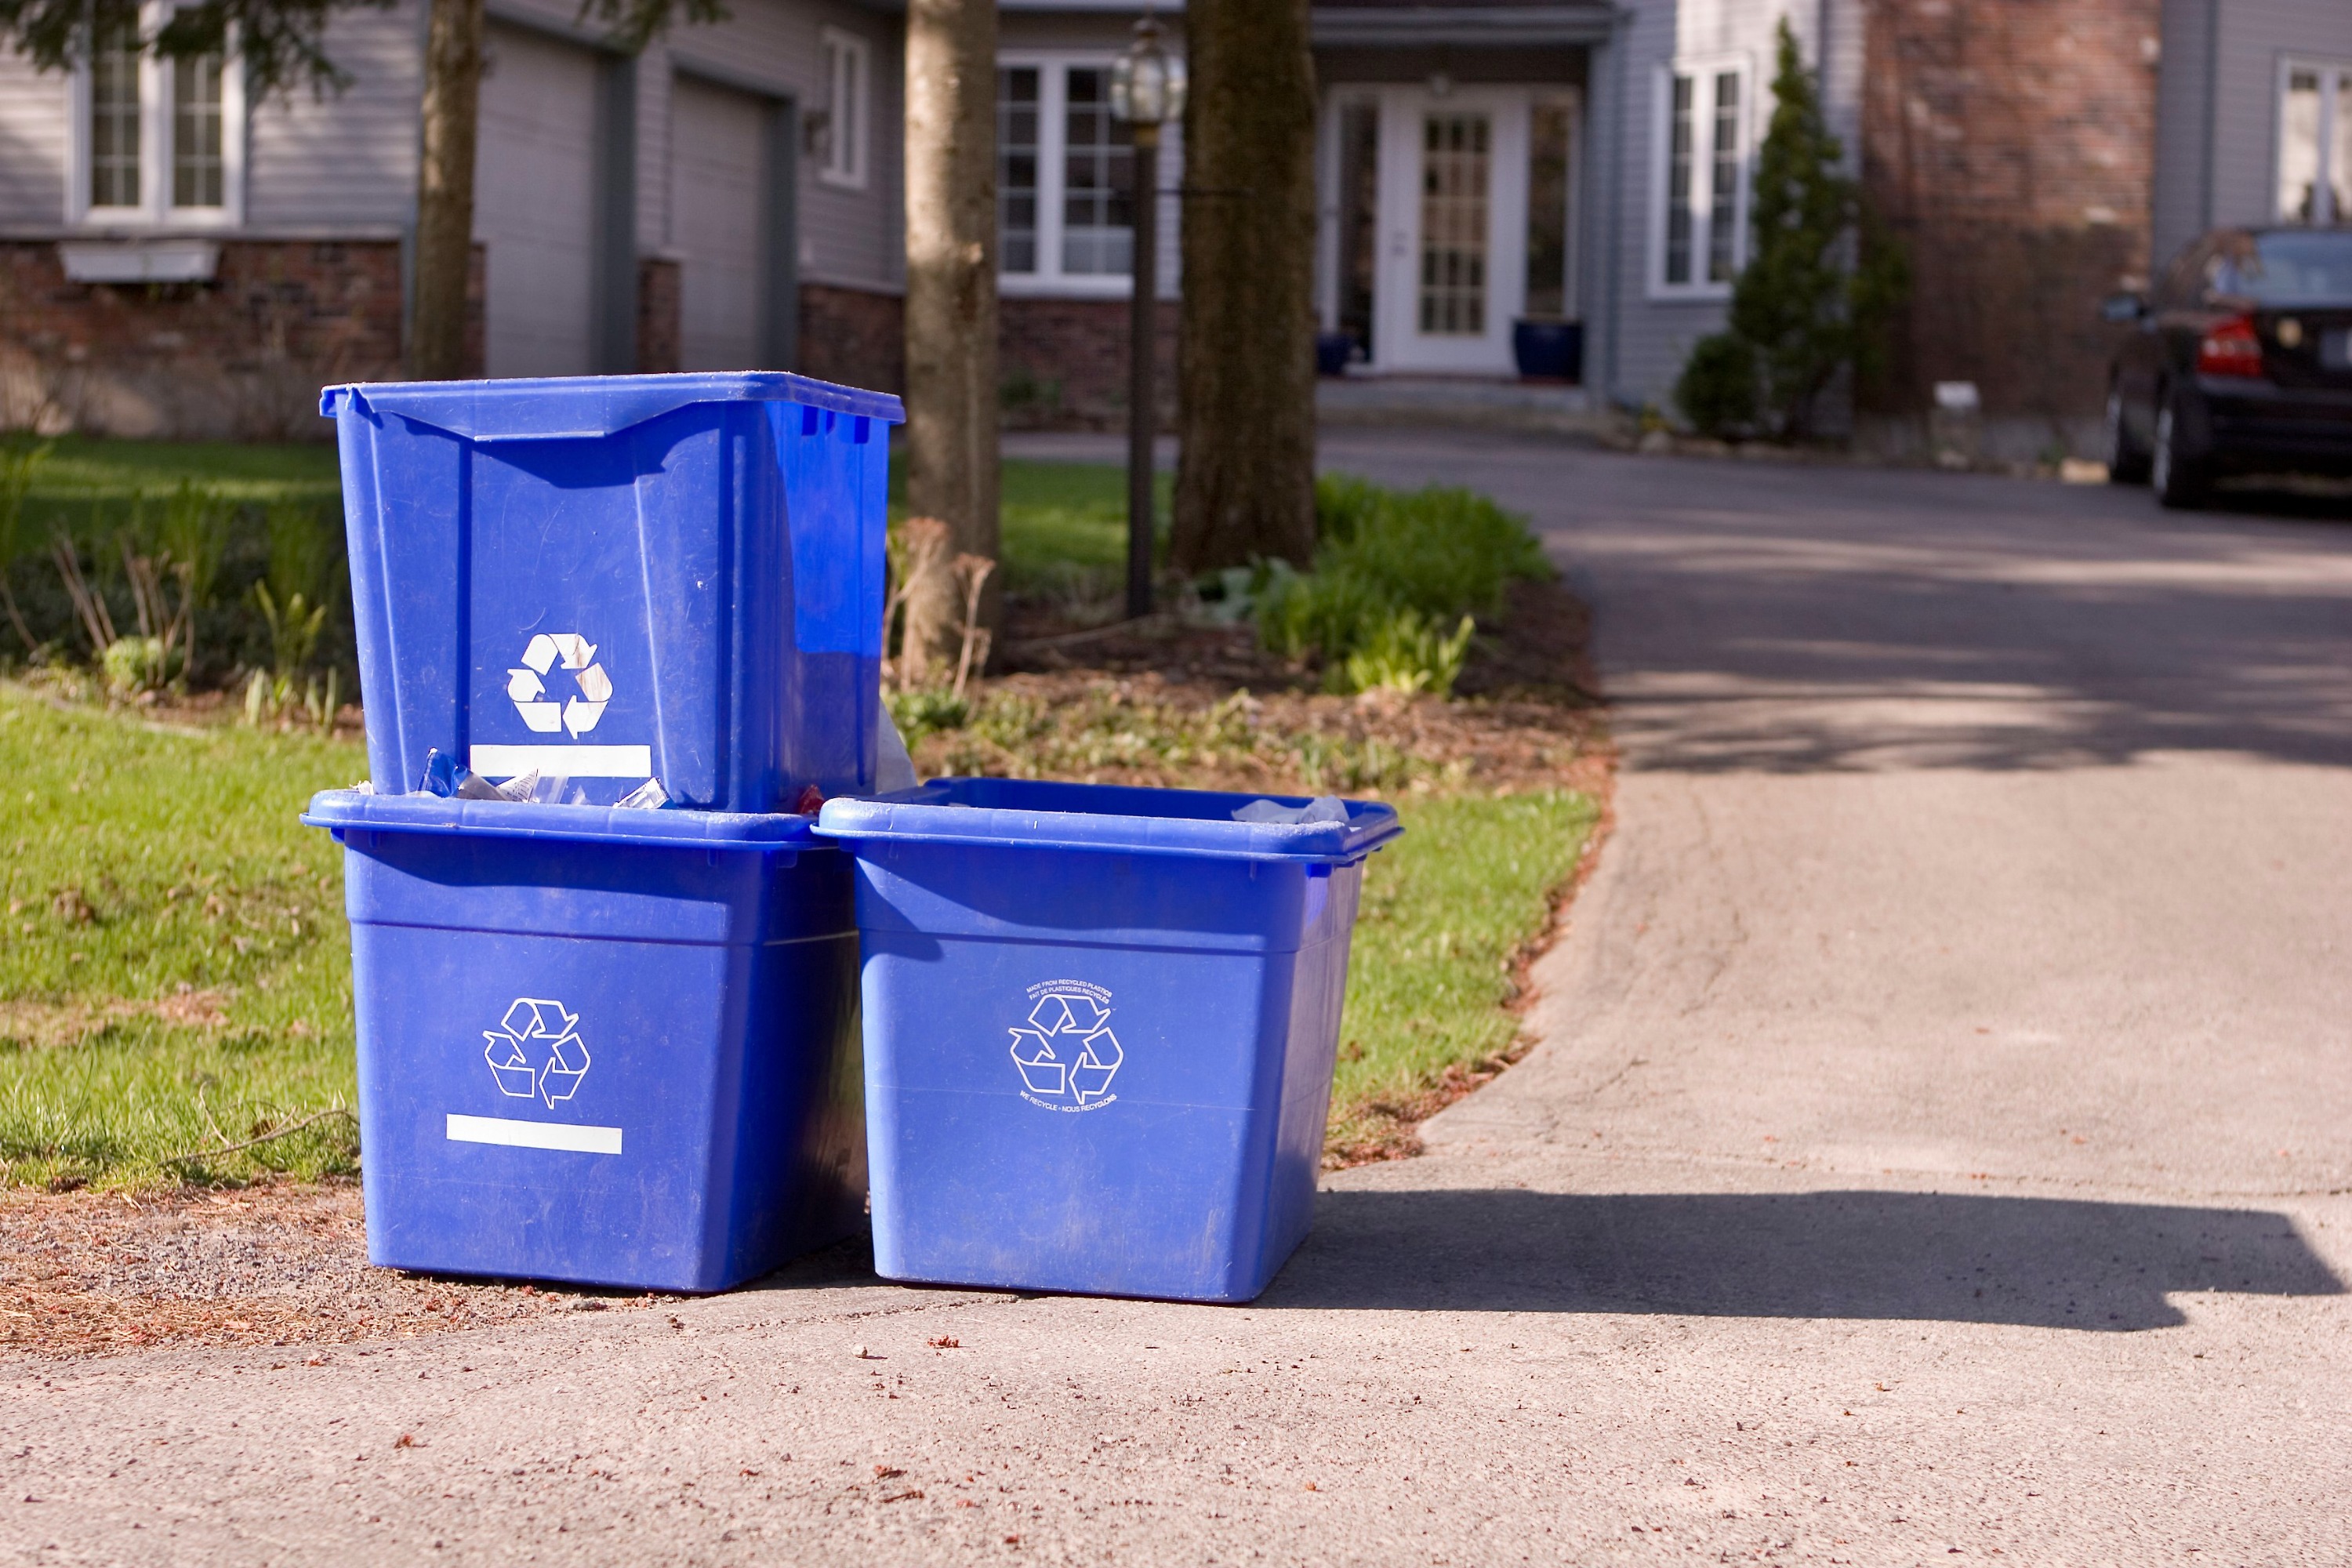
[476, 25, 599, 377]
[670, 75, 770, 371]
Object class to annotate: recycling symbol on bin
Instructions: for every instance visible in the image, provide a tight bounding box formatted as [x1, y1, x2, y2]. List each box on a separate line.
[506, 633, 612, 738]
[483, 997, 593, 1109]
[1007, 985, 1123, 1110]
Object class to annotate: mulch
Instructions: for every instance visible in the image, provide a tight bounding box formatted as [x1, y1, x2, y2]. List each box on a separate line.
[1, 1182, 664, 1361]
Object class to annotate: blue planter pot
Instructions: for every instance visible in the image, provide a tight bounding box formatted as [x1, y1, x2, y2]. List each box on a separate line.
[1315, 332, 1356, 378]
[1512, 319, 1583, 382]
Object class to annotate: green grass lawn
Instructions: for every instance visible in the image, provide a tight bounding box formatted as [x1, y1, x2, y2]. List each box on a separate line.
[1330, 790, 1598, 1159]
[0, 685, 363, 1189]
[22, 434, 340, 542]
[900, 457, 1169, 606]
[0, 438, 1597, 1190]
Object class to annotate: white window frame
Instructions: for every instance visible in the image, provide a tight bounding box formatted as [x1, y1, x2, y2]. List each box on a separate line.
[1646, 53, 1751, 300]
[66, 1, 245, 228]
[2275, 55, 2352, 227]
[818, 27, 869, 191]
[997, 52, 1141, 299]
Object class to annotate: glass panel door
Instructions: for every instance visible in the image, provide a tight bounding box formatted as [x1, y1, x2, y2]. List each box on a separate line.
[1525, 102, 1573, 319]
[1335, 99, 1381, 361]
[1418, 113, 1490, 336]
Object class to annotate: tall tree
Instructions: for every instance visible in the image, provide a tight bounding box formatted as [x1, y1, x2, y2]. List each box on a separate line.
[901, 0, 1000, 632]
[1171, 0, 1316, 574]
[1675, 18, 1904, 440]
[408, 0, 481, 379]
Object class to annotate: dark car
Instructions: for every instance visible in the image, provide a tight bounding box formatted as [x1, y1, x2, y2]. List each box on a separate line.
[2103, 227, 2352, 507]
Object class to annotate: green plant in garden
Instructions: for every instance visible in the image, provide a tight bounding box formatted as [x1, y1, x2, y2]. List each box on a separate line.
[245, 502, 343, 730]
[1673, 18, 1907, 439]
[100, 634, 182, 697]
[886, 685, 972, 746]
[0, 437, 51, 654]
[1249, 477, 1547, 692]
[1343, 609, 1476, 698]
[1673, 334, 1762, 440]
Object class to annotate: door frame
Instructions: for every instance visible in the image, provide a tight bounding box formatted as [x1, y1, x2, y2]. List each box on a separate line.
[1371, 85, 1530, 376]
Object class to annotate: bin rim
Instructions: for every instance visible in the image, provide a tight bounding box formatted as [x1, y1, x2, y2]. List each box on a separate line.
[319, 371, 906, 443]
[812, 778, 1403, 865]
[302, 788, 820, 850]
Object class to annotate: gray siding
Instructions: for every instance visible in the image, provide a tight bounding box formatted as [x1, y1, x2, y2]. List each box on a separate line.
[0, 55, 66, 223]
[655, 0, 904, 295]
[2152, 0, 2216, 266]
[1602, 0, 1862, 411]
[2208, 0, 2352, 233]
[245, 1, 423, 232]
[0, 4, 419, 234]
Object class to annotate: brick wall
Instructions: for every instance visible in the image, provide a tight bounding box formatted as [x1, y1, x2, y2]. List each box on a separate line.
[1000, 296, 1177, 431]
[798, 282, 904, 395]
[0, 239, 493, 438]
[1860, 0, 2162, 443]
[637, 257, 681, 375]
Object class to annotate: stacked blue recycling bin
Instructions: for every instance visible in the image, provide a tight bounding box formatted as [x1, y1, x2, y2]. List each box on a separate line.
[311, 372, 901, 1293]
[815, 779, 1402, 1304]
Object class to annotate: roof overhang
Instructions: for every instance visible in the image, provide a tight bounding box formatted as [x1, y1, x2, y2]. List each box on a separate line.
[1312, 5, 1621, 48]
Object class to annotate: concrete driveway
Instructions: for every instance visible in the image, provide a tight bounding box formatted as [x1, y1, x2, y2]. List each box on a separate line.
[8, 441, 2350, 1566]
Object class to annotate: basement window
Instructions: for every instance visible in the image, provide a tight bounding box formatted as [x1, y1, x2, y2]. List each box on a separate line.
[70, 2, 243, 227]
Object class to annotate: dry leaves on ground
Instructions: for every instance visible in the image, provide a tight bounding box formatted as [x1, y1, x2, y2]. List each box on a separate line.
[1, 1184, 661, 1359]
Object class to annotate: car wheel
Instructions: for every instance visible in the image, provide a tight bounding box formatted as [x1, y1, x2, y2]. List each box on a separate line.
[2151, 395, 2209, 510]
[2105, 387, 2151, 484]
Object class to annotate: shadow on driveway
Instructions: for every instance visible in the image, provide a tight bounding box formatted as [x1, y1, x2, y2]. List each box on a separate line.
[1319, 440, 2352, 774]
[1267, 1188, 2344, 1330]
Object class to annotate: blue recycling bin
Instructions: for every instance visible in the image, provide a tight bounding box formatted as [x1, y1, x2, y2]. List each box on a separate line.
[322, 372, 903, 812]
[303, 789, 866, 1293]
[813, 779, 1402, 1303]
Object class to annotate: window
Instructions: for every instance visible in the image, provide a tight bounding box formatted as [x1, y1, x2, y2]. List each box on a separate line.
[818, 28, 869, 190]
[1000, 65, 1040, 273]
[1059, 67, 1132, 276]
[1525, 97, 1577, 320]
[996, 56, 1163, 293]
[71, 2, 242, 225]
[1651, 58, 1750, 296]
[1418, 112, 1490, 335]
[2278, 59, 2352, 227]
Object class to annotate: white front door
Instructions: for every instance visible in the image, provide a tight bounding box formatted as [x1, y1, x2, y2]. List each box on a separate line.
[1373, 89, 1529, 375]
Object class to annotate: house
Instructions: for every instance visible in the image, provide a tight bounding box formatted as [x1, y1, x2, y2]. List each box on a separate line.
[0, 0, 2344, 450]
[0, 0, 906, 436]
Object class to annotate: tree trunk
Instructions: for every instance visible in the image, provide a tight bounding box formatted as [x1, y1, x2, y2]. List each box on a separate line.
[902, 0, 1000, 599]
[1171, 0, 1318, 574]
[410, 0, 484, 379]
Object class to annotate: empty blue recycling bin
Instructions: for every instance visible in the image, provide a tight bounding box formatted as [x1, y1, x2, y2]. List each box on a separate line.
[322, 372, 903, 812]
[814, 779, 1403, 1303]
[304, 789, 866, 1293]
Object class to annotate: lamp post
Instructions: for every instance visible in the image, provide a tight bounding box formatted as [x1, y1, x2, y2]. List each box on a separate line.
[1110, 15, 1184, 619]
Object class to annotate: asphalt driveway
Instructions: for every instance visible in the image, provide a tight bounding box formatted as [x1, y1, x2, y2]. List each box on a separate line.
[6, 441, 2350, 1566]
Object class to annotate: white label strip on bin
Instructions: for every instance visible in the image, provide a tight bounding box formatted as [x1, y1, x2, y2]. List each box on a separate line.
[447, 1113, 622, 1156]
[470, 744, 653, 780]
